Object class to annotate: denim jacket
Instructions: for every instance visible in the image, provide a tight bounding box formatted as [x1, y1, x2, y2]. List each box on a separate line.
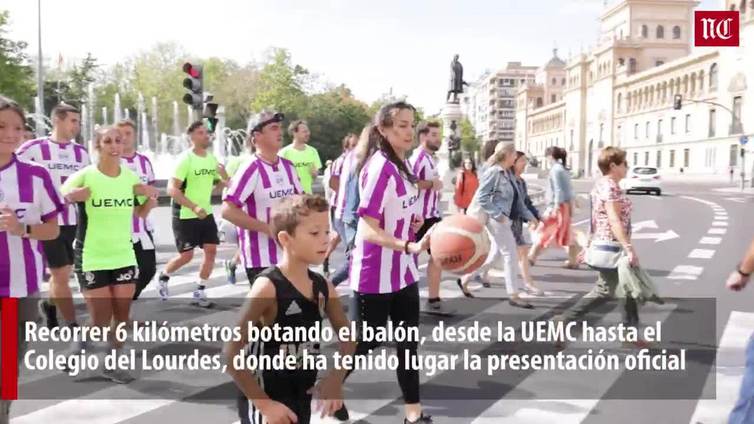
[516, 177, 541, 222]
[476, 165, 535, 222]
[546, 162, 574, 208]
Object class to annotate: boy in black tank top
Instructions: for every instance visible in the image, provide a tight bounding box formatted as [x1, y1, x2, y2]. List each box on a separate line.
[225, 194, 355, 424]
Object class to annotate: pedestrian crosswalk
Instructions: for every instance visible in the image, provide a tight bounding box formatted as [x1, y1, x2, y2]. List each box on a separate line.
[11, 261, 745, 424]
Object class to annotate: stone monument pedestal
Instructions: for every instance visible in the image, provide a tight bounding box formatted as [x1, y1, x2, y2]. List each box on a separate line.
[438, 101, 463, 213]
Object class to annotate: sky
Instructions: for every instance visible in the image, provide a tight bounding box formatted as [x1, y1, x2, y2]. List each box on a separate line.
[4, 0, 719, 115]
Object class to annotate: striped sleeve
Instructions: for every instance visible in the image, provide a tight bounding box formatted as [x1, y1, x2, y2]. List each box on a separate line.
[411, 151, 428, 180]
[143, 155, 156, 184]
[224, 160, 259, 207]
[30, 165, 64, 221]
[281, 158, 303, 194]
[358, 160, 393, 220]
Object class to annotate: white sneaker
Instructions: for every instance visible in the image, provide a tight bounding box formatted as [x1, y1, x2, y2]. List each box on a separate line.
[102, 368, 135, 384]
[191, 289, 212, 308]
[158, 278, 169, 301]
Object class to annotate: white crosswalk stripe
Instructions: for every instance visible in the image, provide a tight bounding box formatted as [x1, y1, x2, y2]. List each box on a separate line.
[690, 311, 754, 424]
[688, 249, 716, 259]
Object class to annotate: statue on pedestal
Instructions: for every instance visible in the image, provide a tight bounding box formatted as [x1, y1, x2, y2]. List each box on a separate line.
[446, 54, 469, 103]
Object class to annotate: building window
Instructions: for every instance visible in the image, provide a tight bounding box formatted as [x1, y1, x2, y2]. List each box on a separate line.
[656, 150, 662, 168]
[617, 93, 623, 112]
[656, 25, 665, 39]
[633, 152, 639, 165]
[562, 78, 566, 85]
[536, 98, 543, 108]
[710, 63, 718, 90]
[641, 24, 648, 38]
[551, 94, 557, 103]
[570, 129, 574, 150]
[684, 148, 690, 168]
[742, 0, 747, 13]
[685, 114, 691, 133]
[617, 124, 622, 145]
[732, 96, 743, 134]
[629, 58, 637, 74]
[634, 123, 639, 139]
[644, 151, 650, 165]
[671, 117, 676, 134]
[709, 109, 716, 137]
[655, 60, 665, 67]
[599, 123, 604, 144]
[552, 78, 557, 85]
[657, 119, 663, 142]
[673, 25, 681, 39]
[670, 150, 676, 167]
[730, 144, 739, 166]
[646, 121, 650, 139]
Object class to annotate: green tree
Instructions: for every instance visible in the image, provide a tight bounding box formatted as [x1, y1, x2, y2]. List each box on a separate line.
[460, 117, 480, 153]
[304, 84, 370, 161]
[65, 53, 98, 105]
[251, 48, 307, 128]
[0, 10, 34, 108]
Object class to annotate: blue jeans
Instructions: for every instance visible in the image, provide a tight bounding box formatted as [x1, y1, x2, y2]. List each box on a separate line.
[730, 334, 754, 423]
[331, 219, 357, 286]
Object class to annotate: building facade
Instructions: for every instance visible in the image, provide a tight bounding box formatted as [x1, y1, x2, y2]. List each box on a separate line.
[516, 0, 753, 177]
[462, 62, 538, 145]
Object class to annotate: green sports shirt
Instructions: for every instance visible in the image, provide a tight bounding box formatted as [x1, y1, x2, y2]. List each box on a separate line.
[279, 144, 322, 194]
[61, 165, 143, 272]
[172, 150, 219, 219]
[225, 153, 253, 178]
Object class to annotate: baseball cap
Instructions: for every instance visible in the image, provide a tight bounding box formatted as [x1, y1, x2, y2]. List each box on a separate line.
[247, 110, 285, 134]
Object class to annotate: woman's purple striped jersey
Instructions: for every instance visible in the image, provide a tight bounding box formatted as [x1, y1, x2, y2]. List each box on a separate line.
[16, 138, 90, 226]
[122, 153, 156, 249]
[350, 152, 420, 294]
[409, 148, 441, 220]
[223, 155, 302, 269]
[0, 155, 65, 297]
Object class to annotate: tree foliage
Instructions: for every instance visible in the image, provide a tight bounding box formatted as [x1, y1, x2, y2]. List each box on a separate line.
[0, 10, 34, 108]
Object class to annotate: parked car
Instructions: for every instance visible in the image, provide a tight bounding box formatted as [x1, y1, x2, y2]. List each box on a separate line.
[621, 166, 662, 195]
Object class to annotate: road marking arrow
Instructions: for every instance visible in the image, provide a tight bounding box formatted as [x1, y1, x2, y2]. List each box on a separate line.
[632, 220, 659, 232]
[632, 230, 679, 242]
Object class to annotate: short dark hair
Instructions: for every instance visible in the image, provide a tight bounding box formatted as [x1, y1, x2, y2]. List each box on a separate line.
[0, 96, 26, 123]
[51, 103, 79, 121]
[597, 146, 627, 175]
[288, 120, 307, 137]
[115, 119, 136, 131]
[416, 121, 440, 139]
[187, 121, 204, 134]
[271, 194, 329, 245]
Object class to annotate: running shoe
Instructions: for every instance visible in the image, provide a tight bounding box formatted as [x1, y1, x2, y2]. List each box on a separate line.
[333, 404, 349, 421]
[224, 260, 237, 285]
[102, 368, 135, 384]
[157, 273, 170, 301]
[405, 414, 434, 423]
[191, 288, 212, 308]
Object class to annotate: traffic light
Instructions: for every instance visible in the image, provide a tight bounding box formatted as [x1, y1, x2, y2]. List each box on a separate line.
[203, 93, 219, 132]
[182, 62, 203, 110]
[673, 94, 682, 110]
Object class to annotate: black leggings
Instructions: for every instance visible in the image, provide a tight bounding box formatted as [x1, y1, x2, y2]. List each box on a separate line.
[348, 283, 421, 404]
[132, 238, 157, 300]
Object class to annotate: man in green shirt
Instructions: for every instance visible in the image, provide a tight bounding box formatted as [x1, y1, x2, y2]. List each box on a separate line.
[159, 121, 228, 308]
[279, 120, 321, 193]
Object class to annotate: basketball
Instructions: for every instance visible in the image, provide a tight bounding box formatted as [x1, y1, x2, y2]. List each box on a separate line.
[429, 214, 490, 275]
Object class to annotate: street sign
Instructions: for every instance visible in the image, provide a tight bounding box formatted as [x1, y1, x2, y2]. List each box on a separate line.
[740, 135, 749, 145]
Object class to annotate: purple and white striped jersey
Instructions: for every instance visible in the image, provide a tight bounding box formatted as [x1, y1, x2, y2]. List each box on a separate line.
[0, 155, 65, 297]
[333, 150, 357, 220]
[16, 138, 90, 226]
[350, 152, 420, 294]
[122, 152, 156, 249]
[329, 152, 347, 206]
[223, 155, 302, 269]
[409, 148, 440, 219]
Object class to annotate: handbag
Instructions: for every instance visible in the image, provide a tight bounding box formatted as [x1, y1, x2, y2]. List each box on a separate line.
[584, 195, 624, 271]
[467, 167, 501, 225]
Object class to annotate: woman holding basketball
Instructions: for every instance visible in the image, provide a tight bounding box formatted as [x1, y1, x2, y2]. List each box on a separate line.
[335, 101, 432, 424]
[458, 143, 538, 308]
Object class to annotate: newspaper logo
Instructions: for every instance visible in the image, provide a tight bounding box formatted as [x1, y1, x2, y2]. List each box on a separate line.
[694, 11, 739, 47]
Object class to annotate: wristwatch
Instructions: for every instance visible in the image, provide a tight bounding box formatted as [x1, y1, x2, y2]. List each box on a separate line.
[21, 224, 31, 239]
[737, 264, 752, 278]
